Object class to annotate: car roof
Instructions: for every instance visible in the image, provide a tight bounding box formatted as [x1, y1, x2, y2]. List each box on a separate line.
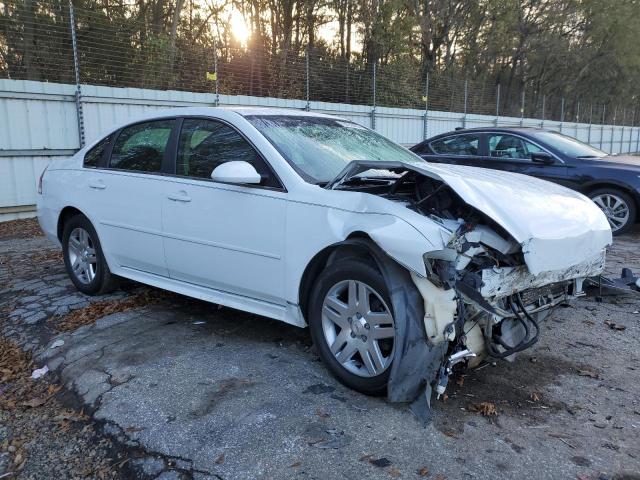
[424, 126, 552, 140]
[152, 106, 341, 119]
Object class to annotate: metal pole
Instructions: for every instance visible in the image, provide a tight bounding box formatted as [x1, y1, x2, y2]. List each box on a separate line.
[462, 79, 468, 128]
[520, 88, 525, 127]
[630, 108, 636, 154]
[213, 35, 219, 106]
[305, 43, 310, 111]
[620, 108, 626, 154]
[587, 104, 593, 144]
[611, 106, 617, 155]
[423, 72, 429, 140]
[69, 0, 85, 148]
[560, 97, 565, 133]
[370, 60, 376, 130]
[600, 105, 605, 150]
[495, 84, 500, 127]
[541, 95, 545, 128]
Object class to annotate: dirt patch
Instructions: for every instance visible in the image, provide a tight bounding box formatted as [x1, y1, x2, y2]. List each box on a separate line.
[433, 354, 577, 434]
[0, 218, 43, 240]
[0, 336, 132, 478]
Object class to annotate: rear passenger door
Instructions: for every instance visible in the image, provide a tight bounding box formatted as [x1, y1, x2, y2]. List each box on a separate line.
[86, 118, 176, 276]
[418, 133, 485, 167]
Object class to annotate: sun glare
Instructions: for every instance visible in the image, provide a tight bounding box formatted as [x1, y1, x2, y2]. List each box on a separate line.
[230, 10, 251, 46]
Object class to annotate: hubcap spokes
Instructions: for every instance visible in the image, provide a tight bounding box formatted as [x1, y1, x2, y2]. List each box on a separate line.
[68, 227, 97, 284]
[321, 280, 395, 378]
[592, 194, 630, 232]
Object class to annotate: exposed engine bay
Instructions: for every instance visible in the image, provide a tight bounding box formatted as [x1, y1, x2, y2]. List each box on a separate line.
[328, 161, 605, 402]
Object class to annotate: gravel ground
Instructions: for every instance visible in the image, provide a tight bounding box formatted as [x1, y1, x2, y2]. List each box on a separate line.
[1, 218, 639, 479]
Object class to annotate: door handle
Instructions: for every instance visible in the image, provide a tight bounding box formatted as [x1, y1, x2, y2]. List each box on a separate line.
[88, 180, 106, 190]
[167, 191, 191, 202]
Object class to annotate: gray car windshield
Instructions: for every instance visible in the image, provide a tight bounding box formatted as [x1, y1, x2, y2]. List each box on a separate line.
[531, 130, 607, 158]
[246, 115, 424, 183]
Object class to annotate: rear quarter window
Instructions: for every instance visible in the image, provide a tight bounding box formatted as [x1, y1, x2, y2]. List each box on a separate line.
[83, 135, 111, 168]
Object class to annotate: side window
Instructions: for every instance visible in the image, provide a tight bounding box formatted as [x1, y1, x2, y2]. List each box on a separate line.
[488, 134, 544, 160]
[84, 135, 111, 168]
[109, 120, 174, 172]
[429, 134, 480, 156]
[177, 118, 280, 188]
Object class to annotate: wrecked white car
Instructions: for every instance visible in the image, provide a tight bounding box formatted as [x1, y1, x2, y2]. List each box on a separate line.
[37, 108, 612, 422]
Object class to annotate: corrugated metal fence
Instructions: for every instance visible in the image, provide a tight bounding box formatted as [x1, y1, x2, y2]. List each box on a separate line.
[1, 78, 639, 222]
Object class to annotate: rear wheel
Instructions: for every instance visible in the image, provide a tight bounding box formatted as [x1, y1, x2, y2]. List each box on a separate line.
[308, 260, 395, 395]
[589, 188, 636, 235]
[62, 214, 117, 295]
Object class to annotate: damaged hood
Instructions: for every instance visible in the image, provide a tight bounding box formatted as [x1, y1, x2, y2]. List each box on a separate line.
[329, 160, 612, 275]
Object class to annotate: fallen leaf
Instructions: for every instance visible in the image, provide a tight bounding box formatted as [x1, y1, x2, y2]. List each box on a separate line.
[578, 369, 600, 379]
[290, 462, 301, 468]
[359, 454, 372, 462]
[370, 458, 392, 468]
[531, 392, 541, 402]
[215, 453, 225, 464]
[435, 474, 447, 480]
[604, 320, 626, 331]
[418, 467, 429, 476]
[124, 426, 143, 433]
[442, 430, 457, 438]
[21, 397, 48, 408]
[389, 467, 401, 478]
[470, 402, 497, 416]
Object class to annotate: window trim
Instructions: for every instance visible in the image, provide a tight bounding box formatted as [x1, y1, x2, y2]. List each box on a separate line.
[485, 132, 564, 164]
[103, 117, 179, 175]
[168, 115, 287, 192]
[428, 132, 484, 158]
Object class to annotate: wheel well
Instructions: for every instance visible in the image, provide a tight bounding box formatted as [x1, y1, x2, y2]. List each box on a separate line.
[298, 232, 378, 321]
[584, 182, 639, 213]
[57, 206, 84, 241]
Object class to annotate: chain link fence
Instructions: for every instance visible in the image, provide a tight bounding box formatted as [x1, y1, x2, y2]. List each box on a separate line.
[2, 0, 639, 144]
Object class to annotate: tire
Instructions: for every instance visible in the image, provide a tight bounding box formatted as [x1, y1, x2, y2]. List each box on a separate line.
[589, 188, 637, 235]
[308, 259, 395, 395]
[61, 214, 118, 295]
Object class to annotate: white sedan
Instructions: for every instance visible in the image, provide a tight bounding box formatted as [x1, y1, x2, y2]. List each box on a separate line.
[37, 107, 612, 417]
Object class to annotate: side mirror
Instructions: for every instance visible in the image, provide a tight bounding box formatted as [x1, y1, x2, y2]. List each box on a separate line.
[531, 152, 555, 165]
[211, 161, 261, 185]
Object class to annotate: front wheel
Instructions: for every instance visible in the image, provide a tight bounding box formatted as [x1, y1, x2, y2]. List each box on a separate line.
[308, 260, 396, 395]
[589, 188, 636, 235]
[62, 214, 117, 295]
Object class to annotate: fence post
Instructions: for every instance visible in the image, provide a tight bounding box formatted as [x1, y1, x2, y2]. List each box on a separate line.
[575, 101, 580, 138]
[422, 72, 429, 140]
[587, 104, 593, 144]
[305, 43, 310, 111]
[610, 106, 617, 155]
[213, 35, 219, 106]
[462, 79, 468, 128]
[621, 108, 626, 154]
[520, 88, 525, 127]
[636, 109, 640, 153]
[541, 95, 545, 128]
[494, 84, 500, 127]
[560, 97, 565, 133]
[370, 60, 377, 130]
[630, 108, 636, 154]
[68, 0, 85, 148]
[600, 105, 605, 150]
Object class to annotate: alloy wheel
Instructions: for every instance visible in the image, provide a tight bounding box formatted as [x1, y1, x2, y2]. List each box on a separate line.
[67, 227, 97, 284]
[592, 193, 630, 233]
[321, 279, 395, 378]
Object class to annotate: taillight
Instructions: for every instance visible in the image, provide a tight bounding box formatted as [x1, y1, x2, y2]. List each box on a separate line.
[38, 165, 48, 195]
